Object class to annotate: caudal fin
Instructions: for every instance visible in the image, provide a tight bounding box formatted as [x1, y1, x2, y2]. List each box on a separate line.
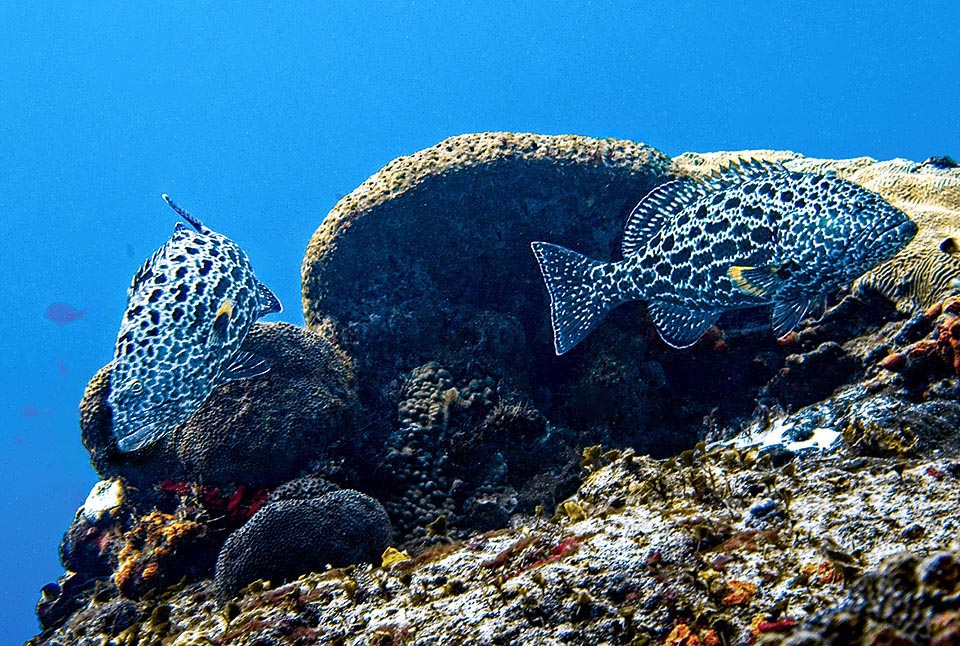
[530, 241, 622, 355]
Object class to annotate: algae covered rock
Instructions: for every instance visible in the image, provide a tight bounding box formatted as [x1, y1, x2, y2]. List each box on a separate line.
[80, 321, 358, 488]
[32, 447, 960, 645]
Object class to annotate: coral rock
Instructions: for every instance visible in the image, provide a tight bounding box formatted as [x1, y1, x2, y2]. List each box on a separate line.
[301, 131, 669, 420]
[214, 489, 391, 600]
[80, 321, 357, 488]
[769, 551, 960, 645]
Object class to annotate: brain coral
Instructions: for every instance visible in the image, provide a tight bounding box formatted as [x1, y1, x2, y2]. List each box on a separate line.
[213, 488, 391, 600]
[80, 321, 358, 489]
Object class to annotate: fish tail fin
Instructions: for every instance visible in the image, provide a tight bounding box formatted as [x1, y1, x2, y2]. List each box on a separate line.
[530, 241, 629, 355]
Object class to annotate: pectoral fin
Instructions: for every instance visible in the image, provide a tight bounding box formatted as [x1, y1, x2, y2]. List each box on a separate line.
[728, 265, 783, 298]
[220, 350, 270, 382]
[771, 295, 826, 338]
[210, 299, 235, 344]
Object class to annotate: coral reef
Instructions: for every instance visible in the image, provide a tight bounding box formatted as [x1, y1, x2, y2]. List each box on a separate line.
[30, 447, 960, 645]
[80, 321, 358, 489]
[30, 135, 960, 644]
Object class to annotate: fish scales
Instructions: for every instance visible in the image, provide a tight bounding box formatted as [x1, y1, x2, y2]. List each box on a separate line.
[108, 196, 281, 452]
[531, 159, 918, 354]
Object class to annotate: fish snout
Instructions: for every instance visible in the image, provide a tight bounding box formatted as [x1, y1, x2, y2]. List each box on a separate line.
[898, 218, 919, 241]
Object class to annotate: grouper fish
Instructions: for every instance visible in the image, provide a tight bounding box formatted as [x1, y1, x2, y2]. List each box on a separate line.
[108, 195, 282, 452]
[531, 159, 918, 354]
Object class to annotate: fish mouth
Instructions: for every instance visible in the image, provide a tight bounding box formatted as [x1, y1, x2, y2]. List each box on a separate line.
[862, 217, 918, 252]
[886, 218, 919, 240]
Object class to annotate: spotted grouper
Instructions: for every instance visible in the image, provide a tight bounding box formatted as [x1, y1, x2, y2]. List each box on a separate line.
[531, 159, 918, 354]
[108, 195, 282, 452]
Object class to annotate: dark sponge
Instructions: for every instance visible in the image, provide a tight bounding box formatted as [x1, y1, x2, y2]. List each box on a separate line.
[213, 489, 391, 600]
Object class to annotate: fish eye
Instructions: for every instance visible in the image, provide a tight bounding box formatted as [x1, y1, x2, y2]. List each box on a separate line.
[854, 200, 864, 210]
[130, 380, 144, 395]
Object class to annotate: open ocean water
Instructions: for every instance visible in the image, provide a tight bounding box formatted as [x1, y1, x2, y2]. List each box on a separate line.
[1, 1, 957, 641]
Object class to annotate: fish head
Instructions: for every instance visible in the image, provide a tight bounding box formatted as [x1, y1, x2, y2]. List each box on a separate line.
[107, 373, 185, 452]
[834, 182, 918, 281]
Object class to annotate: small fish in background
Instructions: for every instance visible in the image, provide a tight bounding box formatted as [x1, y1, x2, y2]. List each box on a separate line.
[20, 403, 39, 418]
[108, 195, 282, 453]
[57, 361, 68, 376]
[44, 302, 85, 327]
[531, 159, 918, 354]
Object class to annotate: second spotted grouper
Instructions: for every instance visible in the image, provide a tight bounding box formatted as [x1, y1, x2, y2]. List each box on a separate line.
[108, 195, 282, 452]
[531, 159, 917, 354]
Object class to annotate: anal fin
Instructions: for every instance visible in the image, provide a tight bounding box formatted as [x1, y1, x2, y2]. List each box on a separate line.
[647, 301, 719, 349]
[771, 295, 826, 338]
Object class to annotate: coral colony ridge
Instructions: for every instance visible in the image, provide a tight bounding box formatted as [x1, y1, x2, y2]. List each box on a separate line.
[30, 133, 960, 645]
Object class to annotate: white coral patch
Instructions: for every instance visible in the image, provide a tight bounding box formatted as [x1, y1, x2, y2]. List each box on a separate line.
[82, 479, 124, 523]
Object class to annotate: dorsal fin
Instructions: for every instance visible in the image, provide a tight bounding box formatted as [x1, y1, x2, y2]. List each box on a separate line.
[128, 246, 163, 298]
[706, 157, 790, 190]
[162, 194, 208, 234]
[622, 179, 708, 257]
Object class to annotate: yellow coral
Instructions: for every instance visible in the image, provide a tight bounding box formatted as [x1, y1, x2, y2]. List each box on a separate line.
[381, 546, 410, 568]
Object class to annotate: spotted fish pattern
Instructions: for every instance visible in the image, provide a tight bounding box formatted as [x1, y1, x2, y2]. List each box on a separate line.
[108, 195, 282, 452]
[531, 159, 918, 354]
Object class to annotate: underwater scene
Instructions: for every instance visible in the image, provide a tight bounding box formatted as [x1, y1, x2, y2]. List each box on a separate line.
[4, 3, 960, 645]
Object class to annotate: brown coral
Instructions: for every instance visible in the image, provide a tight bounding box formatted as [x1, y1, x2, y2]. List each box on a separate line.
[80, 322, 358, 489]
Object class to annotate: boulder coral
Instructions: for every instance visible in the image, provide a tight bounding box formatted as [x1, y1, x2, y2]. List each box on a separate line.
[301, 131, 670, 415]
[80, 321, 358, 489]
[213, 488, 391, 600]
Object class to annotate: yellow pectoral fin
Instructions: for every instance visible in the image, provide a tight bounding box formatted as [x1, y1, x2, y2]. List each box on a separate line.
[216, 298, 235, 320]
[211, 299, 235, 341]
[728, 265, 781, 298]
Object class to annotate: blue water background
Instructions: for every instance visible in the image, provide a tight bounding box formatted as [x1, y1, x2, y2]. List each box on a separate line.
[2, 2, 957, 640]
